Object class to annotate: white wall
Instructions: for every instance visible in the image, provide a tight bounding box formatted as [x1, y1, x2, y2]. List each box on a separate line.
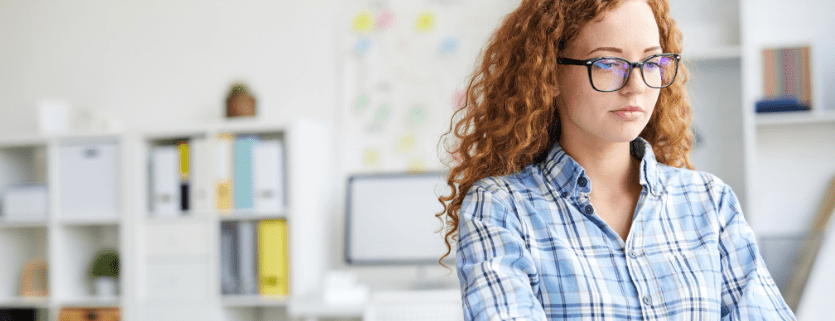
[0, 0, 338, 135]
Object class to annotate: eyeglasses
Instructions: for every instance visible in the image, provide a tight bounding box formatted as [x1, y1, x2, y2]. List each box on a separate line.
[557, 53, 681, 92]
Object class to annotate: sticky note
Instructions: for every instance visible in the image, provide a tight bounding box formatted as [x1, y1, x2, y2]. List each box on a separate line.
[354, 94, 370, 114]
[375, 104, 392, 123]
[363, 148, 380, 166]
[352, 11, 374, 33]
[415, 11, 435, 33]
[377, 9, 396, 29]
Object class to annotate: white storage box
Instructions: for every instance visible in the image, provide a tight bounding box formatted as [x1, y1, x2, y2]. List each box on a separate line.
[58, 142, 120, 220]
[1, 184, 48, 219]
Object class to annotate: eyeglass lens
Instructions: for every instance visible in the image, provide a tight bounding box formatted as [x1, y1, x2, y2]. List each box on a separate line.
[590, 55, 677, 91]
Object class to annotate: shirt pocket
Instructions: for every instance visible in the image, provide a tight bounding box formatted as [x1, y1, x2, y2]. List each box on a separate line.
[669, 250, 722, 319]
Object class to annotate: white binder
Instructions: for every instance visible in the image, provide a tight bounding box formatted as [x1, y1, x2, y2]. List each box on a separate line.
[189, 138, 209, 214]
[253, 139, 285, 213]
[151, 146, 179, 217]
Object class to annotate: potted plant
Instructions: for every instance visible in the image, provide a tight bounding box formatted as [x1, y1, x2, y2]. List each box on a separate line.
[226, 82, 256, 118]
[89, 249, 119, 297]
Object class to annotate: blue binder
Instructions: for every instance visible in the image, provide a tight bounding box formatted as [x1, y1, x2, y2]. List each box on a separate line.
[234, 135, 259, 210]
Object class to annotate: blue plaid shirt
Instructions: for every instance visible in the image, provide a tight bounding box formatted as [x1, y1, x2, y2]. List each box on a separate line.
[456, 137, 795, 320]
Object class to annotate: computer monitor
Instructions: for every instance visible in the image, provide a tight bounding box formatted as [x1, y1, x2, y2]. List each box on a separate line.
[345, 172, 455, 266]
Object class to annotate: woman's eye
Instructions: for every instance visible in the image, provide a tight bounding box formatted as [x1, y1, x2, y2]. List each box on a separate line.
[593, 61, 620, 69]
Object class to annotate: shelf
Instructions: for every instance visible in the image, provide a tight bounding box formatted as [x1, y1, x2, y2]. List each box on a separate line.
[288, 298, 364, 319]
[221, 294, 289, 307]
[218, 210, 289, 221]
[58, 217, 120, 226]
[756, 110, 835, 127]
[683, 45, 741, 61]
[56, 296, 121, 308]
[0, 136, 48, 148]
[0, 296, 49, 309]
[0, 219, 49, 229]
[144, 213, 209, 223]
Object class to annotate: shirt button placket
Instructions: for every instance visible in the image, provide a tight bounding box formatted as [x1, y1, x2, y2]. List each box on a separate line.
[643, 295, 652, 306]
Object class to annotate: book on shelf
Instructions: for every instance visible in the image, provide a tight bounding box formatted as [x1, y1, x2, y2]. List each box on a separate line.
[215, 134, 235, 212]
[220, 221, 240, 295]
[234, 135, 259, 212]
[253, 139, 285, 213]
[178, 141, 190, 212]
[758, 46, 812, 113]
[258, 219, 289, 296]
[237, 220, 259, 295]
[215, 133, 286, 214]
[190, 138, 209, 213]
[151, 146, 179, 216]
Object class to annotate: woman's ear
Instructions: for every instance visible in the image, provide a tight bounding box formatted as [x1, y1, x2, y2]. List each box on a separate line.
[552, 84, 560, 97]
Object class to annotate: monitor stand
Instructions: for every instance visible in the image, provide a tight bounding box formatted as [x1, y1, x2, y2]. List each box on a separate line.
[409, 265, 449, 290]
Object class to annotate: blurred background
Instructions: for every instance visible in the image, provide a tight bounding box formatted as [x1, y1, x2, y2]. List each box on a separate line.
[0, 0, 833, 320]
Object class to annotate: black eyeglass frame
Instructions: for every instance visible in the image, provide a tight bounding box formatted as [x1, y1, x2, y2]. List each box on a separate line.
[556, 53, 682, 92]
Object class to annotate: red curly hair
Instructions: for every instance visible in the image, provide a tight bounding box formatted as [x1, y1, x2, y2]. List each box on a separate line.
[436, 0, 696, 267]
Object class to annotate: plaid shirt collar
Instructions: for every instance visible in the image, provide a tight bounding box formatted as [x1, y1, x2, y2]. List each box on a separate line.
[539, 136, 666, 198]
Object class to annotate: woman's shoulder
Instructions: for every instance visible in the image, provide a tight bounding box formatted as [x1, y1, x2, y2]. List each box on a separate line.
[468, 165, 545, 199]
[655, 162, 732, 198]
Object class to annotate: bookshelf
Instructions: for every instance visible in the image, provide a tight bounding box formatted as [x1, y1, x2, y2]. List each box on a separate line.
[673, 0, 835, 312]
[0, 117, 333, 321]
[0, 134, 127, 321]
[133, 118, 334, 321]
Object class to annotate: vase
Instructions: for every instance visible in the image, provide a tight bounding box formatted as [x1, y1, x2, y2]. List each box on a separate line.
[94, 276, 118, 297]
[226, 92, 256, 118]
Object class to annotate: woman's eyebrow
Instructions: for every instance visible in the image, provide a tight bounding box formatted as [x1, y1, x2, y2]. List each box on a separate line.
[587, 46, 662, 55]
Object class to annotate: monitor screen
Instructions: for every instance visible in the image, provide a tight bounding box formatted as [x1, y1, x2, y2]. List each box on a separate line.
[345, 172, 455, 265]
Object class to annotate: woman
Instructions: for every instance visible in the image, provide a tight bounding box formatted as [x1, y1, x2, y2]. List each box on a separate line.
[436, 0, 796, 319]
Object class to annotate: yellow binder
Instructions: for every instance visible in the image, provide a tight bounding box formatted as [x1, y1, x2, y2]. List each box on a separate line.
[177, 141, 189, 181]
[258, 219, 289, 296]
[215, 134, 234, 212]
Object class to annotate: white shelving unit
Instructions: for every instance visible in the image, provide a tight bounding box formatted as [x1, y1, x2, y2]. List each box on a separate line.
[0, 133, 127, 321]
[133, 118, 334, 321]
[0, 117, 335, 321]
[673, 0, 835, 311]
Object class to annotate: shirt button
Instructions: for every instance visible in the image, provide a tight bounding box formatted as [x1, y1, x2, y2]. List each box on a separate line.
[584, 205, 593, 214]
[577, 177, 587, 187]
[561, 192, 568, 198]
[643, 295, 652, 305]
[629, 250, 637, 258]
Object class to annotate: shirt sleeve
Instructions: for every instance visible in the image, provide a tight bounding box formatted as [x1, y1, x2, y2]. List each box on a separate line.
[456, 183, 547, 321]
[715, 183, 797, 320]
